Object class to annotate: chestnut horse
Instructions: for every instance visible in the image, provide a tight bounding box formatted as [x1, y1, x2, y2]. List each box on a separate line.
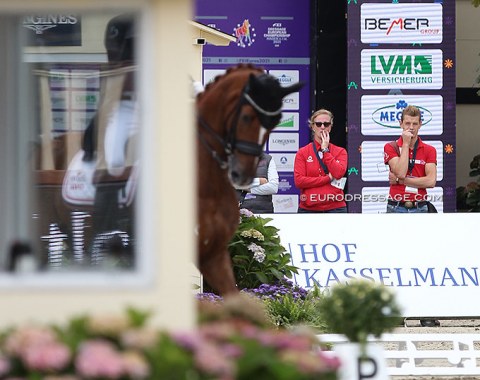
[196, 64, 303, 295]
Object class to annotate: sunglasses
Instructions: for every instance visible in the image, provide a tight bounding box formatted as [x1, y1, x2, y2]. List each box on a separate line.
[312, 121, 332, 128]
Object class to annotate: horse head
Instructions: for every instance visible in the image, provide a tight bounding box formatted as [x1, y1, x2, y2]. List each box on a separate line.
[226, 70, 303, 186]
[197, 65, 303, 186]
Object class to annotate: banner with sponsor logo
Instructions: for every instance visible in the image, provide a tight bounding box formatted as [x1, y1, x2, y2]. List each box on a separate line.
[268, 213, 479, 317]
[347, 1, 455, 213]
[23, 14, 82, 46]
[195, 0, 312, 213]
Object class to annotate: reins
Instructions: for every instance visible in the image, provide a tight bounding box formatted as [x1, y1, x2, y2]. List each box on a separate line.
[198, 80, 280, 170]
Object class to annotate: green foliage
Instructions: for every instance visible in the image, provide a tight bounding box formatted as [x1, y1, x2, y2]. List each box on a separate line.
[318, 280, 402, 348]
[263, 286, 328, 332]
[145, 333, 199, 380]
[228, 209, 298, 290]
[473, 0, 480, 7]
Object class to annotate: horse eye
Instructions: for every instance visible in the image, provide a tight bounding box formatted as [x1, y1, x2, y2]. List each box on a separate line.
[240, 114, 255, 124]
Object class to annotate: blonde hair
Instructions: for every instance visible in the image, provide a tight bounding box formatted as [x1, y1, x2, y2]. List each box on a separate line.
[401, 105, 421, 122]
[309, 109, 334, 125]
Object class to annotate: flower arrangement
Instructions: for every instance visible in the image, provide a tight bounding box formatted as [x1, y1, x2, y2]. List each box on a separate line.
[318, 280, 402, 351]
[228, 209, 298, 290]
[0, 299, 340, 380]
[198, 282, 329, 333]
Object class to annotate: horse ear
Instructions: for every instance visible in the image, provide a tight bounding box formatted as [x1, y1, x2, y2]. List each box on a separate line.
[280, 81, 305, 97]
[248, 73, 259, 89]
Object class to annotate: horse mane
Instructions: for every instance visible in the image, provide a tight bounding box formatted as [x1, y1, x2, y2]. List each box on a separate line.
[196, 64, 264, 102]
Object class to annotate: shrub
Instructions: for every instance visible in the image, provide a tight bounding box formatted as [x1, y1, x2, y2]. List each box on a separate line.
[228, 209, 298, 290]
[318, 280, 402, 348]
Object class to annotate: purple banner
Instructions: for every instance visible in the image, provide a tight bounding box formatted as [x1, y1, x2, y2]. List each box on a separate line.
[347, 0, 456, 213]
[195, 0, 312, 213]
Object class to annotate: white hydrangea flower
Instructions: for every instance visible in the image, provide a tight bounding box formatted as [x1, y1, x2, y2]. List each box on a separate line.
[253, 251, 266, 263]
[240, 229, 264, 241]
[240, 230, 253, 238]
[247, 242, 263, 253]
[250, 229, 264, 241]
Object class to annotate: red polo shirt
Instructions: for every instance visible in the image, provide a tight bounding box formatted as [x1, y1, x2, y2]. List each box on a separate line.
[384, 137, 437, 201]
[294, 141, 348, 211]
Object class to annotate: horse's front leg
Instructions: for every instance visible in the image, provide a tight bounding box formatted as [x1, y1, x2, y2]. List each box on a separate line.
[200, 250, 238, 296]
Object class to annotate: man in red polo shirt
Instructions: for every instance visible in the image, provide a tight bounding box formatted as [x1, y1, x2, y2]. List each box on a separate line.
[384, 105, 437, 213]
[384, 105, 439, 328]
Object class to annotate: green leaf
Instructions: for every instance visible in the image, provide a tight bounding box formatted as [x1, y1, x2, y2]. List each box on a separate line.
[270, 268, 284, 279]
[254, 271, 269, 283]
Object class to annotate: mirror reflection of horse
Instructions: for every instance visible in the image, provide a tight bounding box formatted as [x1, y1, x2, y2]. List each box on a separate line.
[196, 64, 303, 296]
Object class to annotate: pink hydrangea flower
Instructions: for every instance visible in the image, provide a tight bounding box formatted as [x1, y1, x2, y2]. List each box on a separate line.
[0, 356, 11, 376]
[4, 327, 56, 356]
[121, 328, 159, 350]
[75, 340, 124, 379]
[23, 341, 71, 372]
[121, 350, 150, 379]
[193, 341, 233, 378]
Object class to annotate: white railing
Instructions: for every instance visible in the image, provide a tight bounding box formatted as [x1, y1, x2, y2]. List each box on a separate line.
[318, 333, 480, 377]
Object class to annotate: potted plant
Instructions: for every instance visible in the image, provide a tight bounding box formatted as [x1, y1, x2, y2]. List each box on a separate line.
[318, 280, 402, 380]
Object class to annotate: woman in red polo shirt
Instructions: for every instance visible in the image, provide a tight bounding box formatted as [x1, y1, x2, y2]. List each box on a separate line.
[294, 109, 348, 213]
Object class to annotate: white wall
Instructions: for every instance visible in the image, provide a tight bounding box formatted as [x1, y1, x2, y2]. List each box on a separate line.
[456, 0, 480, 188]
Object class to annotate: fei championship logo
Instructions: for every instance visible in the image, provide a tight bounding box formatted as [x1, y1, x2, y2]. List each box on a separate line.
[361, 49, 443, 90]
[361, 95, 443, 136]
[361, 3, 443, 44]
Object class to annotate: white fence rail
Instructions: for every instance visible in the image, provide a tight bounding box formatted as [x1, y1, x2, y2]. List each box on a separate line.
[318, 333, 480, 377]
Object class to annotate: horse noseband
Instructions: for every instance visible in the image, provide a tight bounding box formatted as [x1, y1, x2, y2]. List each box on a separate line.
[232, 140, 264, 157]
[225, 89, 282, 157]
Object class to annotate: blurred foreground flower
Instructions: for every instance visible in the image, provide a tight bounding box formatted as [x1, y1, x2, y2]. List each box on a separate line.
[319, 279, 402, 352]
[0, 299, 339, 380]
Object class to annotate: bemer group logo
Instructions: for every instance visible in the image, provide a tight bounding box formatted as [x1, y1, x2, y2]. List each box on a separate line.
[361, 49, 443, 90]
[361, 3, 443, 44]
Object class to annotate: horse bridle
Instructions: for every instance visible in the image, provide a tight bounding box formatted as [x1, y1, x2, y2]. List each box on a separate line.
[198, 83, 282, 169]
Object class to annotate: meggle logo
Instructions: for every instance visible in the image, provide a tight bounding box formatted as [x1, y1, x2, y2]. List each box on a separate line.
[371, 55, 432, 75]
[372, 100, 433, 129]
[276, 74, 294, 85]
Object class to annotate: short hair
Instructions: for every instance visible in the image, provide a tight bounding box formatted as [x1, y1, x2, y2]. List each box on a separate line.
[309, 109, 334, 125]
[401, 105, 421, 122]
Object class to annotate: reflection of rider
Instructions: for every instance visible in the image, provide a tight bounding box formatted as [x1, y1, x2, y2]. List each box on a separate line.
[83, 14, 136, 169]
[83, 14, 138, 249]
